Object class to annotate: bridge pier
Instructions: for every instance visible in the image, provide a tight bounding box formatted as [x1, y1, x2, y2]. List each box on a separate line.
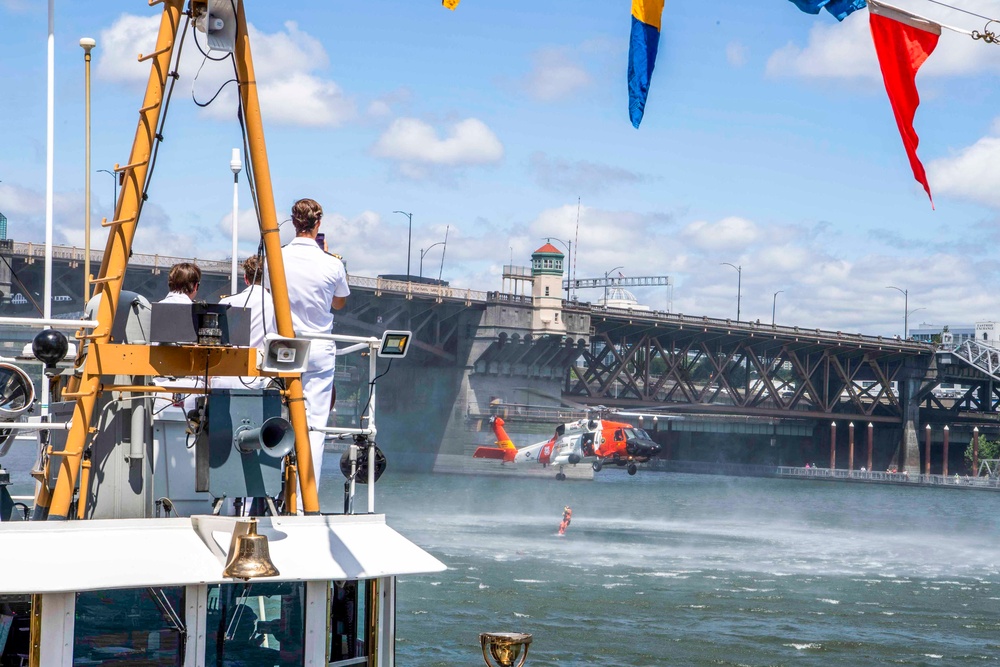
[899, 377, 922, 474]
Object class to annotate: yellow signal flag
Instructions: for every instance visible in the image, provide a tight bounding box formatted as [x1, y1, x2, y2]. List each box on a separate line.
[442, 0, 460, 9]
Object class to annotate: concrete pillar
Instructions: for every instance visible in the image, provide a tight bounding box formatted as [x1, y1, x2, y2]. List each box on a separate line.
[866, 423, 873, 471]
[924, 424, 931, 476]
[829, 421, 836, 470]
[942, 425, 949, 477]
[973, 426, 980, 477]
[899, 377, 922, 474]
[848, 422, 855, 472]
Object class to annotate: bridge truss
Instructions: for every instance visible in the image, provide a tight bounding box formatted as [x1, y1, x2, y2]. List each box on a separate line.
[567, 311, 932, 423]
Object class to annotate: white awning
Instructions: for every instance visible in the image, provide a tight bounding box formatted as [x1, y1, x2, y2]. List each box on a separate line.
[0, 514, 445, 594]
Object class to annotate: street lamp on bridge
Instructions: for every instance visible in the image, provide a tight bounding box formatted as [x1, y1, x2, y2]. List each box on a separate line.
[97, 168, 117, 213]
[419, 241, 446, 278]
[772, 290, 784, 326]
[721, 262, 742, 322]
[885, 285, 909, 339]
[604, 265, 624, 306]
[393, 210, 413, 279]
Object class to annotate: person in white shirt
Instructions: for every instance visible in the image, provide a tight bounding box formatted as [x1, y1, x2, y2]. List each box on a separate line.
[266, 198, 350, 496]
[215, 255, 275, 389]
[160, 262, 200, 304]
[156, 262, 203, 415]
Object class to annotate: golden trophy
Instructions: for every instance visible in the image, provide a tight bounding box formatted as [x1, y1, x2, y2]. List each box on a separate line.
[480, 632, 532, 667]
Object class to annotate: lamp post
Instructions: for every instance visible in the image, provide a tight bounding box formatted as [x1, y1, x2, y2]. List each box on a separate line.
[772, 290, 784, 326]
[97, 169, 117, 213]
[393, 210, 413, 279]
[886, 285, 908, 338]
[419, 241, 446, 278]
[229, 148, 242, 294]
[543, 237, 572, 299]
[604, 265, 623, 306]
[721, 262, 742, 322]
[80, 37, 95, 302]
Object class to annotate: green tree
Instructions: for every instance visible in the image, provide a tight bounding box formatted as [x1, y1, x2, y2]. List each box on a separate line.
[965, 437, 1000, 474]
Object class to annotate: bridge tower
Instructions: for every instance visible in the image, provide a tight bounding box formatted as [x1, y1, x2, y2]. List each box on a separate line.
[530, 243, 566, 335]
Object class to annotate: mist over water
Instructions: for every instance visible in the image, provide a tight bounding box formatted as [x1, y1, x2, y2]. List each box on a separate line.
[375, 471, 1000, 666]
[4, 444, 1000, 664]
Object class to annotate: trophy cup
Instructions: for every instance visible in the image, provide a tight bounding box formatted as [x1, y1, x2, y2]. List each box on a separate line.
[480, 632, 532, 667]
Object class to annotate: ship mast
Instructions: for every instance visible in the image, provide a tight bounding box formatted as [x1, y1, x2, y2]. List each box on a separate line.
[34, 0, 320, 520]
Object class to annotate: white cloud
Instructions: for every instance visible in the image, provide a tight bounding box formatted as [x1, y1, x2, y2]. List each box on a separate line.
[726, 41, 748, 68]
[97, 16, 355, 127]
[520, 48, 592, 102]
[766, 1, 1000, 81]
[681, 216, 760, 251]
[528, 152, 645, 194]
[927, 133, 1000, 208]
[372, 118, 504, 178]
[366, 88, 413, 120]
[218, 207, 263, 242]
[766, 15, 877, 80]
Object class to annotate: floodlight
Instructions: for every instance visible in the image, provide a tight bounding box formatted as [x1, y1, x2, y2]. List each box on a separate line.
[378, 330, 411, 358]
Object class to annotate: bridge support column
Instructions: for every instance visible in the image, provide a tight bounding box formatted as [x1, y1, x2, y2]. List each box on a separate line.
[899, 378, 922, 474]
[973, 427, 980, 477]
[866, 423, 873, 471]
[942, 425, 949, 477]
[829, 421, 836, 470]
[848, 422, 855, 472]
[924, 424, 931, 475]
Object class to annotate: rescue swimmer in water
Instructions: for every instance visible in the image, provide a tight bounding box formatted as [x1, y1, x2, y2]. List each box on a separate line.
[472, 415, 661, 480]
[558, 506, 572, 536]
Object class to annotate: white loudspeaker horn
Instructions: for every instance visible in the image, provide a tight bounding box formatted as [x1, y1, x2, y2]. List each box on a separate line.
[259, 334, 311, 374]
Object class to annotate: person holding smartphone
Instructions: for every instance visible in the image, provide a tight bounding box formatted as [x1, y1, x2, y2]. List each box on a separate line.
[265, 198, 349, 503]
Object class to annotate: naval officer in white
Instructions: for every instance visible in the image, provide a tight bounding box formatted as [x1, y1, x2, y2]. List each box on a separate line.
[267, 198, 349, 495]
[215, 255, 275, 389]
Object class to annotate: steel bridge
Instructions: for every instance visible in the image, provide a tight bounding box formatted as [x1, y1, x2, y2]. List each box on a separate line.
[3, 240, 996, 473]
[569, 306, 933, 424]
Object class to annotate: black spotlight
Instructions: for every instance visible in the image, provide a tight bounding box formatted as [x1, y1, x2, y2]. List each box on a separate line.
[32, 330, 69, 376]
[340, 442, 387, 484]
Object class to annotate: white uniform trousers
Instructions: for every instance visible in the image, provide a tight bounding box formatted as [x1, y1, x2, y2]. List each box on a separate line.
[299, 364, 334, 509]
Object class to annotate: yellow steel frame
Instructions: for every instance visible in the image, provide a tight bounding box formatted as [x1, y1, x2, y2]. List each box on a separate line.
[36, 0, 322, 519]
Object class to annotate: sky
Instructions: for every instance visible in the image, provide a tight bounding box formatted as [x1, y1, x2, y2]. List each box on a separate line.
[1, 0, 999, 337]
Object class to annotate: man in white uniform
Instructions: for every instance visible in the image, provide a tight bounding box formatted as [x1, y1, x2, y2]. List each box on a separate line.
[215, 255, 275, 389]
[266, 198, 349, 497]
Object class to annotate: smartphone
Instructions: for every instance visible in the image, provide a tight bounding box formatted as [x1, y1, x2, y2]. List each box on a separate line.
[315, 233, 326, 250]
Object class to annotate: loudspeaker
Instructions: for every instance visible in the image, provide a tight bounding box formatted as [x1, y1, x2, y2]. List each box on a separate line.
[259, 334, 311, 374]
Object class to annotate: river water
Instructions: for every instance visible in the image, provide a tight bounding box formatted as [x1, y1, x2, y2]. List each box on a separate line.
[377, 470, 1000, 666]
[3, 445, 999, 665]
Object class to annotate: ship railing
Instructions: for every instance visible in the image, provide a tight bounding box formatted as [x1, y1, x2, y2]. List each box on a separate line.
[297, 332, 384, 512]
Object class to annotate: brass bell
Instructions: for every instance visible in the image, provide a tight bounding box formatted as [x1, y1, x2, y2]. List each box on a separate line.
[480, 632, 531, 667]
[222, 518, 280, 580]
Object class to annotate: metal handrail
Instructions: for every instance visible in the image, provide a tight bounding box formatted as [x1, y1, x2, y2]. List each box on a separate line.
[569, 303, 932, 352]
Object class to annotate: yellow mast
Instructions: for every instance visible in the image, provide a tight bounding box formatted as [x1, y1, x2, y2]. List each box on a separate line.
[232, 0, 320, 514]
[37, 0, 321, 519]
[39, 1, 186, 520]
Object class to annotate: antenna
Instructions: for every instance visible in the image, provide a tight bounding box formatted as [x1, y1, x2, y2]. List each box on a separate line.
[573, 197, 581, 300]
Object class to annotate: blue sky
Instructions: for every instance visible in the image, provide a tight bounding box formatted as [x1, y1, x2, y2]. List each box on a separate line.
[1, 0, 999, 335]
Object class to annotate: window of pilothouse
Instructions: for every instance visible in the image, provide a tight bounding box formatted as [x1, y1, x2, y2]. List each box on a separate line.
[329, 580, 375, 666]
[205, 581, 305, 667]
[74, 587, 185, 666]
